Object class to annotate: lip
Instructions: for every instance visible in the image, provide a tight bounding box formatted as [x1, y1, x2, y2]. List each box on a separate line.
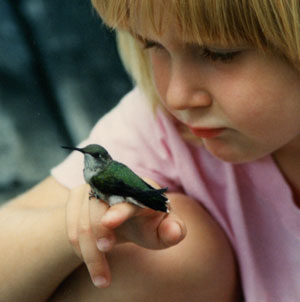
[188, 127, 226, 138]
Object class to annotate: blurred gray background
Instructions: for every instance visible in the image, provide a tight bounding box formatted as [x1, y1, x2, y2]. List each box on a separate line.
[0, 0, 132, 203]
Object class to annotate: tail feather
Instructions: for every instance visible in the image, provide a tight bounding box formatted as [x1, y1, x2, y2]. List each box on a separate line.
[133, 187, 169, 212]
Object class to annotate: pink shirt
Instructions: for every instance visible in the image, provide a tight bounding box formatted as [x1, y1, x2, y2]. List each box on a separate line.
[52, 88, 300, 302]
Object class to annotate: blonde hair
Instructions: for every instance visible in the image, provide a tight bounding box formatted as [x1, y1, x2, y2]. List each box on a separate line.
[91, 0, 300, 106]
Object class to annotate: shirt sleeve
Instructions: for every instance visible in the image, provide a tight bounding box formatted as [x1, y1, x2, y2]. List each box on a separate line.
[51, 88, 182, 192]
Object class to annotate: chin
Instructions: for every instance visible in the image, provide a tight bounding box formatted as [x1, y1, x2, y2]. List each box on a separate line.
[203, 139, 263, 164]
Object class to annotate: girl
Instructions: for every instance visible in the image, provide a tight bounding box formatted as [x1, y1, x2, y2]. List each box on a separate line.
[2, 0, 300, 301]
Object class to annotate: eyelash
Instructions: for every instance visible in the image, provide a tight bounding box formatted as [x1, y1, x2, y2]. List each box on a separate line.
[143, 41, 163, 50]
[142, 40, 240, 63]
[201, 48, 239, 62]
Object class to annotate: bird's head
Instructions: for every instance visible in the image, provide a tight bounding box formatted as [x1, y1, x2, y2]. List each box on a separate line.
[62, 144, 112, 171]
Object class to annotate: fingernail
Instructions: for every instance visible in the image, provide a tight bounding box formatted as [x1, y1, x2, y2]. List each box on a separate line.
[93, 276, 108, 288]
[169, 222, 184, 244]
[96, 238, 111, 252]
[172, 222, 182, 236]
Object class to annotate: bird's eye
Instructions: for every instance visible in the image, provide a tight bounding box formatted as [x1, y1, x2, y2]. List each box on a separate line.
[93, 153, 101, 158]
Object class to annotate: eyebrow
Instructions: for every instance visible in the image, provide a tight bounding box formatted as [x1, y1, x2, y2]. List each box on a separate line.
[130, 30, 238, 51]
[132, 32, 208, 54]
[131, 32, 153, 43]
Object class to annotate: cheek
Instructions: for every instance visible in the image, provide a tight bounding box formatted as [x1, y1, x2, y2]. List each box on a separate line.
[222, 56, 300, 133]
[221, 76, 300, 141]
[224, 85, 270, 124]
[149, 53, 170, 102]
[217, 65, 279, 123]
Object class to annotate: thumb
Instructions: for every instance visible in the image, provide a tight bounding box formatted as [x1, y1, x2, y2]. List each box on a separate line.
[142, 177, 162, 189]
[157, 215, 186, 247]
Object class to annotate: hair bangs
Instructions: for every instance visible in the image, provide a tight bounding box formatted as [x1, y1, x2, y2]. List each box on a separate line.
[176, 0, 269, 49]
[92, 0, 300, 75]
[91, 0, 173, 38]
[92, 0, 269, 49]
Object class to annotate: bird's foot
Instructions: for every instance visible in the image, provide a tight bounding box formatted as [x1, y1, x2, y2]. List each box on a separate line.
[89, 190, 98, 200]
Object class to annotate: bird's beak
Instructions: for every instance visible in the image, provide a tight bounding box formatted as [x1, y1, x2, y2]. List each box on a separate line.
[61, 146, 85, 153]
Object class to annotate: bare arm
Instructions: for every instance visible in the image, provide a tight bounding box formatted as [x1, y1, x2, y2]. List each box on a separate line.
[0, 176, 241, 302]
[51, 192, 241, 302]
[0, 177, 82, 302]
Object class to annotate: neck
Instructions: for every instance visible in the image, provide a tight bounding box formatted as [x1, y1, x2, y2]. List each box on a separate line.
[273, 141, 300, 207]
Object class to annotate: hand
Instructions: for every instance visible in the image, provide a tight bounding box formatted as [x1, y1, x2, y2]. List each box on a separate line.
[66, 182, 186, 288]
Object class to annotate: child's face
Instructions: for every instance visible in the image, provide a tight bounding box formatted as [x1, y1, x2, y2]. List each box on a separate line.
[137, 22, 300, 163]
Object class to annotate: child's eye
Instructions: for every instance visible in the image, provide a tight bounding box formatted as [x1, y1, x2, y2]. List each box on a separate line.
[142, 39, 164, 51]
[201, 48, 241, 63]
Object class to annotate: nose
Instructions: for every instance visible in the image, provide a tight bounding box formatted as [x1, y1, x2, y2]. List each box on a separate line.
[165, 61, 212, 111]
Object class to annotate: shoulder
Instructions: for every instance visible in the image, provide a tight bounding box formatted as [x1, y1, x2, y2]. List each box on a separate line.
[98, 87, 153, 124]
[88, 88, 158, 144]
[51, 88, 173, 189]
[88, 87, 174, 161]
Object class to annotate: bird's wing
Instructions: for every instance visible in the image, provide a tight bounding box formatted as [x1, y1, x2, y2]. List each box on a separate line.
[92, 161, 152, 191]
[91, 161, 168, 212]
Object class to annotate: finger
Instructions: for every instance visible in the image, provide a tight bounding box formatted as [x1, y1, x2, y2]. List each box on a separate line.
[116, 208, 186, 249]
[157, 215, 187, 247]
[142, 177, 161, 189]
[101, 202, 144, 229]
[89, 197, 116, 252]
[66, 184, 89, 258]
[78, 195, 111, 288]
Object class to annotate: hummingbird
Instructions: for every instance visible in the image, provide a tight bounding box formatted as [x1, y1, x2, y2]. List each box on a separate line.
[62, 144, 169, 212]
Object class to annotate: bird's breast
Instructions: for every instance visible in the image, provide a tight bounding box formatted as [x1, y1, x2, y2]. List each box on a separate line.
[83, 167, 97, 184]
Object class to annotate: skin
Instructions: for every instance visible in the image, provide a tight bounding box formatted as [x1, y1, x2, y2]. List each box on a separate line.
[145, 31, 300, 165]
[0, 177, 241, 302]
[3, 5, 300, 302]
[50, 180, 240, 301]
[0, 178, 81, 301]
[139, 15, 300, 205]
